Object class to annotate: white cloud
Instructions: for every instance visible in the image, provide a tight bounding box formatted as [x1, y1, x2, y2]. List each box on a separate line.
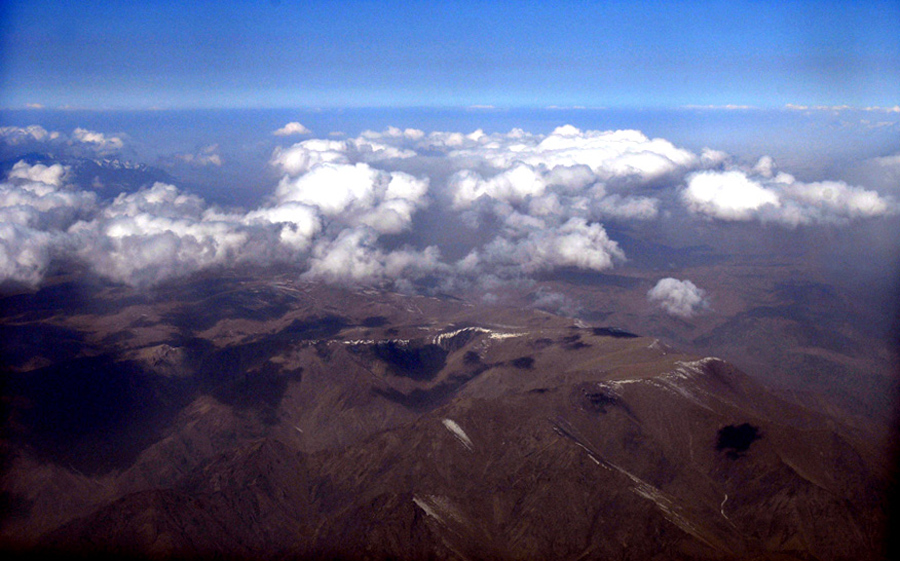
[648, 278, 708, 318]
[682, 170, 780, 220]
[304, 228, 441, 284]
[7, 161, 68, 187]
[435, 125, 697, 184]
[72, 128, 124, 151]
[0, 222, 58, 286]
[700, 148, 729, 167]
[243, 203, 320, 251]
[682, 161, 895, 225]
[463, 217, 624, 276]
[450, 164, 546, 209]
[271, 139, 350, 175]
[4, 122, 897, 290]
[273, 122, 312, 136]
[0, 125, 60, 144]
[361, 126, 425, 141]
[68, 183, 250, 285]
[0, 162, 96, 286]
[274, 162, 428, 234]
[0, 162, 95, 229]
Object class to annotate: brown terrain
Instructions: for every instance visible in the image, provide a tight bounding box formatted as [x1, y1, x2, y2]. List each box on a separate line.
[0, 270, 896, 560]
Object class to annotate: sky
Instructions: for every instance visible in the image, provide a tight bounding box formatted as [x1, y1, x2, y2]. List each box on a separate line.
[1, 0, 899, 110]
[0, 0, 898, 296]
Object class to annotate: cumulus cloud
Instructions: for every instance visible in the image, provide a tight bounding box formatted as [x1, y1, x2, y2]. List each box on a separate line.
[434, 125, 697, 184]
[2, 134, 434, 286]
[1, 125, 130, 156]
[0, 222, 58, 286]
[304, 228, 441, 284]
[682, 170, 780, 220]
[430, 125, 689, 238]
[0, 162, 96, 286]
[682, 157, 895, 225]
[271, 139, 350, 175]
[274, 164, 428, 235]
[72, 128, 124, 151]
[7, 161, 68, 186]
[0, 125, 60, 144]
[68, 183, 250, 285]
[271, 137, 429, 235]
[460, 217, 624, 277]
[273, 122, 312, 136]
[451, 164, 546, 209]
[648, 278, 708, 318]
[3, 122, 896, 290]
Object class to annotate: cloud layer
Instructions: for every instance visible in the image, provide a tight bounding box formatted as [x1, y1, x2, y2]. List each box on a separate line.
[1, 123, 895, 289]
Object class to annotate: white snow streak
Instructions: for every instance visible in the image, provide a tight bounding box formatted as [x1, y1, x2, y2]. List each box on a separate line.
[442, 418, 474, 450]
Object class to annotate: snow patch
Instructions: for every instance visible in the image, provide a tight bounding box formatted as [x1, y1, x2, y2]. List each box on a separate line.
[432, 326, 491, 346]
[488, 331, 522, 340]
[442, 418, 474, 450]
[720, 493, 731, 521]
[413, 496, 443, 523]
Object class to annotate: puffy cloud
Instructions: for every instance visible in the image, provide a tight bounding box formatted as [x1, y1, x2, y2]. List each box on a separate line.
[682, 158, 895, 225]
[304, 228, 441, 284]
[363, 124, 684, 233]
[72, 128, 124, 151]
[275, 163, 428, 235]
[0, 162, 96, 229]
[271, 136, 415, 179]
[530, 287, 582, 317]
[243, 203, 320, 251]
[5, 122, 896, 290]
[0, 125, 60, 144]
[0, 162, 96, 286]
[361, 124, 696, 187]
[700, 148, 729, 167]
[351, 138, 417, 161]
[462, 217, 624, 276]
[7, 161, 67, 186]
[271, 137, 429, 236]
[271, 139, 350, 175]
[451, 164, 546, 209]
[682, 170, 780, 220]
[0, 222, 58, 286]
[648, 278, 708, 318]
[68, 183, 253, 285]
[273, 122, 312, 136]
[440, 125, 697, 183]
[78, 218, 251, 286]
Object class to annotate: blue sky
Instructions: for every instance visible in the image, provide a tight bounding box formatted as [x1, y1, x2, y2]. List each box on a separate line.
[1, 0, 898, 110]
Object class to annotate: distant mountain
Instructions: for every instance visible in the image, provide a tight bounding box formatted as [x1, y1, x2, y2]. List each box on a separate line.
[0, 275, 892, 560]
[1, 154, 175, 196]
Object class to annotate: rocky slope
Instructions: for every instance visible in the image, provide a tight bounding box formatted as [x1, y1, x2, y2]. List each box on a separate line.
[0, 274, 892, 559]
